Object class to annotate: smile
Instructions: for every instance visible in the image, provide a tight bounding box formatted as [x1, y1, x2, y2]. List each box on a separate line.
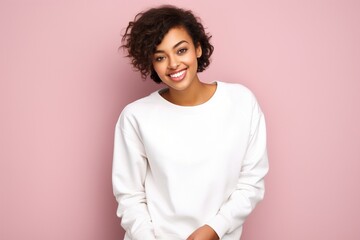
[169, 69, 186, 79]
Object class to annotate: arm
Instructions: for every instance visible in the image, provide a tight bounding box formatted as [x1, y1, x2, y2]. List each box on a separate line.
[112, 112, 156, 240]
[204, 98, 269, 239]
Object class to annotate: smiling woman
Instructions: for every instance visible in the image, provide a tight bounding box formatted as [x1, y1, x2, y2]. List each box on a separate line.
[112, 5, 269, 240]
[152, 27, 206, 105]
[121, 5, 213, 84]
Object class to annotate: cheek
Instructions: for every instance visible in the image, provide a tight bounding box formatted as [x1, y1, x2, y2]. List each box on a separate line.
[186, 57, 198, 71]
[184, 53, 198, 66]
[152, 63, 163, 75]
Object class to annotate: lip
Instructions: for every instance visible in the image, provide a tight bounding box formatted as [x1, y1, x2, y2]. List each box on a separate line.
[167, 69, 187, 82]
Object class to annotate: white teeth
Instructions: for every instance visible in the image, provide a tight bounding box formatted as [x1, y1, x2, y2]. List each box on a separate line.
[170, 70, 185, 78]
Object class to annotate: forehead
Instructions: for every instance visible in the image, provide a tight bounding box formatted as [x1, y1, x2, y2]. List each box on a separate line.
[156, 27, 193, 50]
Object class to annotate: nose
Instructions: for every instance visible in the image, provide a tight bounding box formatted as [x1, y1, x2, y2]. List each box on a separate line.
[167, 55, 179, 69]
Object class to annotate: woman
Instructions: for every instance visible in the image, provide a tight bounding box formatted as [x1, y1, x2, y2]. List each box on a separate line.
[112, 5, 269, 240]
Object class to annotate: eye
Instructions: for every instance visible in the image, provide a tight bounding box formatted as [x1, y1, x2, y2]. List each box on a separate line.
[177, 48, 188, 55]
[154, 56, 165, 62]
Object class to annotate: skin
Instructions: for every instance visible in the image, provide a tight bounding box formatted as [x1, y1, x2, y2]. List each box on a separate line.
[186, 225, 219, 240]
[152, 26, 217, 106]
[152, 26, 219, 240]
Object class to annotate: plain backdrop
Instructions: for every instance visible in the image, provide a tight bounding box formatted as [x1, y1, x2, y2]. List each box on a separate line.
[1, 0, 359, 239]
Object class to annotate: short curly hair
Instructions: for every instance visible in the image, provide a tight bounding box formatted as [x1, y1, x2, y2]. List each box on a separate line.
[121, 5, 214, 83]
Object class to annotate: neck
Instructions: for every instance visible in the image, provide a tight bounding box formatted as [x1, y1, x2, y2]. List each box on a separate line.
[162, 79, 217, 106]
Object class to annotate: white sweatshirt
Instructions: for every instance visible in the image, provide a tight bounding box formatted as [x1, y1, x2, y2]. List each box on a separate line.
[112, 81, 269, 240]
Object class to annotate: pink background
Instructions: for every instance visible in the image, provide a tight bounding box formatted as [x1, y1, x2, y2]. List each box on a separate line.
[1, 0, 359, 239]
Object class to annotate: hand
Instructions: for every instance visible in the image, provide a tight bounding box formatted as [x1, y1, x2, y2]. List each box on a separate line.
[186, 225, 219, 240]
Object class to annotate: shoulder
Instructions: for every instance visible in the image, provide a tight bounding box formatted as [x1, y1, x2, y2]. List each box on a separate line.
[218, 81, 265, 127]
[217, 81, 258, 105]
[121, 90, 160, 117]
[115, 90, 162, 128]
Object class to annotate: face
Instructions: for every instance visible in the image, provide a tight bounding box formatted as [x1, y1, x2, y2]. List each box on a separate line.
[152, 27, 202, 92]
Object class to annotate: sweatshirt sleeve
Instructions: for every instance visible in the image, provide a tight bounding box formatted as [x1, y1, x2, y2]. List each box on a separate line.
[112, 110, 156, 240]
[206, 96, 269, 238]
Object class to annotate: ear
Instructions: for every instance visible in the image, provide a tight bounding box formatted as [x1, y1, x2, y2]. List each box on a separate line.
[196, 42, 202, 58]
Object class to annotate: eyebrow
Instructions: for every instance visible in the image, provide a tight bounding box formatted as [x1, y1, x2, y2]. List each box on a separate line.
[154, 40, 189, 53]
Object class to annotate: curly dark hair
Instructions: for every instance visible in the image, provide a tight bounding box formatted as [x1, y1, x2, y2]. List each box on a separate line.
[121, 5, 214, 83]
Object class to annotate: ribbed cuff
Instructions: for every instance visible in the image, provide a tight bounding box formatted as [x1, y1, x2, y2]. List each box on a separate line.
[205, 214, 231, 239]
